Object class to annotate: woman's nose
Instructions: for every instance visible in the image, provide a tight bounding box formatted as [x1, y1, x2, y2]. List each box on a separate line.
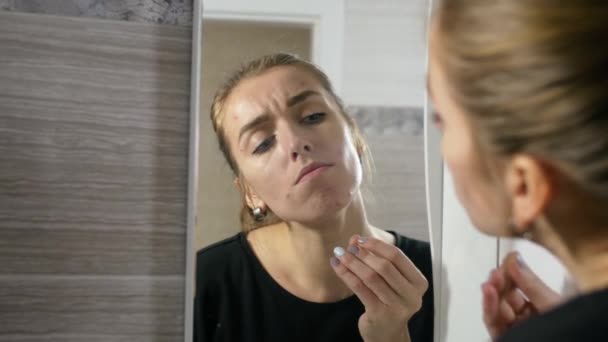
[280, 126, 313, 162]
[291, 144, 312, 161]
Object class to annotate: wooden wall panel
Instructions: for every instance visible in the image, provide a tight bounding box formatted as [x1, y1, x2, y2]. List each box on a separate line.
[0, 0, 193, 26]
[0, 276, 183, 339]
[0, 10, 190, 340]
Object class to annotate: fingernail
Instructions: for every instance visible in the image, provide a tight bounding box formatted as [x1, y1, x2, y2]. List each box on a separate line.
[333, 246, 345, 257]
[347, 245, 359, 255]
[516, 254, 527, 268]
[357, 236, 367, 244]
[330, 256, 340, 267]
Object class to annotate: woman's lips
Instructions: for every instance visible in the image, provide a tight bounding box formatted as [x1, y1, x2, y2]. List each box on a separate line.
[295, 163, 332, 184]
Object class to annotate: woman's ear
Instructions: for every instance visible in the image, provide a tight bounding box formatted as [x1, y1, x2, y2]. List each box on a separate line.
[234, 177, 266, 211]
[505, 155, 555, 233]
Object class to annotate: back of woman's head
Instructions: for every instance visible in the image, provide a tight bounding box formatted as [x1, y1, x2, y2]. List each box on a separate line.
[435, 0, 608, 204]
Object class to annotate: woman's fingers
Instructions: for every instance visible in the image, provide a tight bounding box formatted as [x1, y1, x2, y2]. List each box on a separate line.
[505, 253, 562, 312]
[488, 267, 507, 294]
[482, 282, 536, 338]
[351, 242, 422, 310]
[332, 235, 430, 340]
[505, 288, 529, 315]
[498, 295, 516, 322]
[331, 246, 401, 308]
[482, 253, 560, 339]
[482, 281, 513, 334]
[482, 282, 500, 328]
[483, 281, 523, 338]
[331, 255, 380, 309]
[356, 236, 428, 291]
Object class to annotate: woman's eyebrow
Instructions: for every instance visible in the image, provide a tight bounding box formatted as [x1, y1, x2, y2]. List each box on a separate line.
[238, 113, 271, 143]
[287, 90, 321, 108]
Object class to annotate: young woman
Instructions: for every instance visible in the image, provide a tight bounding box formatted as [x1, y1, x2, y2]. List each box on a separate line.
[429, 0, 608, 340]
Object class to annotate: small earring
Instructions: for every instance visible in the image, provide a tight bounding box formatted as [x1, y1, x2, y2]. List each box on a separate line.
[252, 207, 265, 222]
[511, 218, 533, 240]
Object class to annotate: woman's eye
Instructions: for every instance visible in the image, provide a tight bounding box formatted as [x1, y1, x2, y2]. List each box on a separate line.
[302, 112, 326, 124]
[253, 135, 275, 155]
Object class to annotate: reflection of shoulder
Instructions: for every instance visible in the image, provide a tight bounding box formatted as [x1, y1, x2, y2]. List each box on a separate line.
[196, 232, 246, 282]
[396, 234, 430, 258]
[391, 231, 432, 278]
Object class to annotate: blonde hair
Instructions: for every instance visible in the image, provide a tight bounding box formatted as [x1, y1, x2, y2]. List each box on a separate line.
[209, 53, 371, 231]
[435, 0, 608, 203]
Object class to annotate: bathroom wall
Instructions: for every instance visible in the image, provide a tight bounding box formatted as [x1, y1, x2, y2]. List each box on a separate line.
[0, 1, 192, 340]
[344, 0, 429, 242]
[350, 106, 428, 241]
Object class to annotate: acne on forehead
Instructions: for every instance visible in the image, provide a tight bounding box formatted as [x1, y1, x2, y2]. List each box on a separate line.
[221, 96, 255, 134]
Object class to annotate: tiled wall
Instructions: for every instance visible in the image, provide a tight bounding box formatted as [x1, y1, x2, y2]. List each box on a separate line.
[343, 0, 428, 108]
[344, 0, 429, 242]
[350, 106, 428, 242]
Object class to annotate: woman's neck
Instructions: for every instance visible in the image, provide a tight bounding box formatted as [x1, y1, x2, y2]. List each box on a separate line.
[564, 232, 608, 293]
[247, 192, 391, 302]
[535, 212, 608, 294]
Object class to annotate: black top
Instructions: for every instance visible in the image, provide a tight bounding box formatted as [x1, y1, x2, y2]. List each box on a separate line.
[498, 287, 608, 342]
[194, 231, 434, 342]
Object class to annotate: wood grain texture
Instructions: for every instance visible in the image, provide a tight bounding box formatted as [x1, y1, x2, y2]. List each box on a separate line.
[0, 276, 184, 341]
[0, 10, 190, 339]
[0, 229, 185, 275]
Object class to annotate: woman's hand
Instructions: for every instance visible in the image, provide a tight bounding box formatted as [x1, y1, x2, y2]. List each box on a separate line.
[330, 235, 428, 342]
[482, 252, 563, 340]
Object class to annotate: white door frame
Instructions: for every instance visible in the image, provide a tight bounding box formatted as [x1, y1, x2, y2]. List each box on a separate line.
[201, 0, 344, 93]
[185, 1, 345, 340]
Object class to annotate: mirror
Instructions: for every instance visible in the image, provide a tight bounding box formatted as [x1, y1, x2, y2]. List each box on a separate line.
[188, 0, 433, 340]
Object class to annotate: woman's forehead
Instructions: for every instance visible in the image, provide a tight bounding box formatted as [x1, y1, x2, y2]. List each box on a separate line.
[235, 67, 323, 100]
[227, 69, 327, 114]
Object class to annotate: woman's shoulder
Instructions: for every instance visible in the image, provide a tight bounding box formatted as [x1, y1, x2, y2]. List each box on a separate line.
[196, 232, 246, 270]
[498, 287, 608, 342]
[388, 231, 431, 257]
[195, 232, 256, 295]
[387, 230, 432, 278]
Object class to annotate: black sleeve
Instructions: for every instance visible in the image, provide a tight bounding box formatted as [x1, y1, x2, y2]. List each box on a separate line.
[193, 293, 202, 342]
[193, 293, 219, 342]
[193, 251, 219, 342]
